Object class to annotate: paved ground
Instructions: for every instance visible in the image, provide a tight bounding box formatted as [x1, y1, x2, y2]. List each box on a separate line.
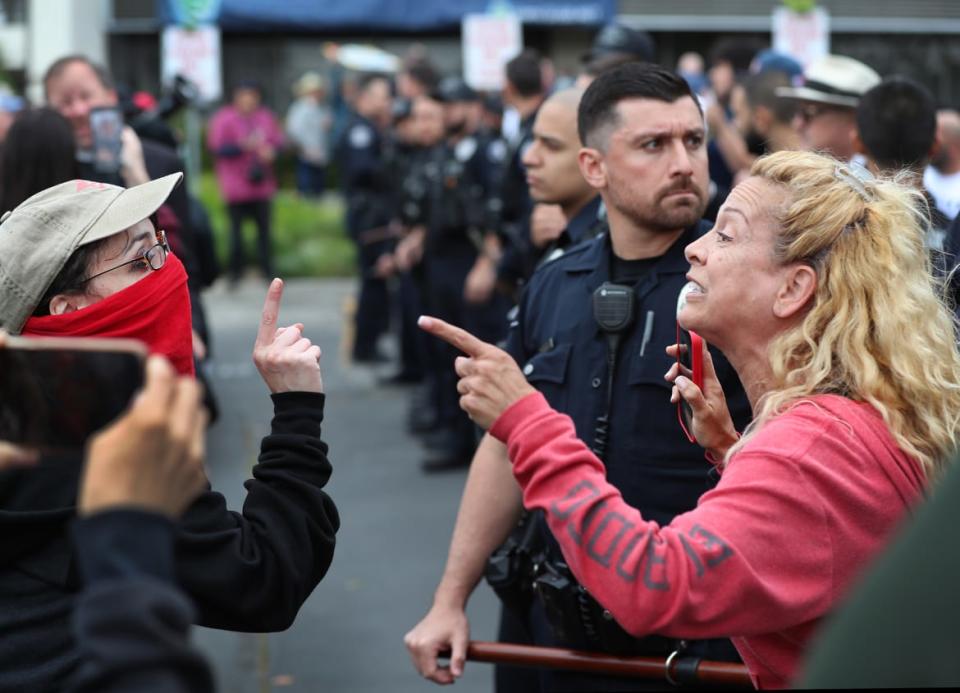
[193, 277, 500, 693]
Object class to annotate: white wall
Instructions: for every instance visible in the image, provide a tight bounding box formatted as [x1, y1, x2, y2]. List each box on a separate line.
[25, 0, 109, 101]
[0, 24, 27, 70]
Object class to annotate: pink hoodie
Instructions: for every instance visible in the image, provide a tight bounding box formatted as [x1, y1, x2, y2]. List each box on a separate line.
[490, 393, 926, 689]
[207, 105, 285, 204]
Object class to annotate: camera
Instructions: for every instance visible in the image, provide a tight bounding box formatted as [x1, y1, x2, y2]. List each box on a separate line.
[247, 161, 266, 184]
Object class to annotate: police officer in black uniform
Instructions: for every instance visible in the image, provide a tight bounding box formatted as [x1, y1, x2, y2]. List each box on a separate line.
[380, 97, 428, 385]
[334, 73, 394, 363]
[406, 63, 750, 692]
[392, 94, 447, 434]
[493, 85, 607, 693]
[495, 50, 547, 299]
[415, 78, 509, 470]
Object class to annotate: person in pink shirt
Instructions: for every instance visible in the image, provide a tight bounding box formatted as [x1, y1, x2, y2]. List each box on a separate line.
[207, 82, 285, 283]
[418, 150, 960, 689]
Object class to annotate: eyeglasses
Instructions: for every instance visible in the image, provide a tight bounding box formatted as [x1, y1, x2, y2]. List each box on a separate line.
[81, 229, 169, 284]
[797, 104, 842, 124]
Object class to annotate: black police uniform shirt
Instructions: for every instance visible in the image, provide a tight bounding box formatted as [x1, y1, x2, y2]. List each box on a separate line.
[535, 195, 605, 273]
[474, 127, 509, 232]
[505, 223, 751, 527]
[422, 136, 494, 257]
[334, 112, 392, 236]
[497, 111, 539, 289]
[384, 137, 419, 224]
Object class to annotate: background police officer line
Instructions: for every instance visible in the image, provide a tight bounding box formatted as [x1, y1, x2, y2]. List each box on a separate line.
[495, 50, 548, 299]
[405, 62, 751, 693]
[401, 79, 510, 471]
[380, 96, 428, 385]
[334, 73, 395, 363]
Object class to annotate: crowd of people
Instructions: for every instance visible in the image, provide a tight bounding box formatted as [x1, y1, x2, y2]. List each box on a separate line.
[391, 25, 960, 693]
[0, 20, 958, 691]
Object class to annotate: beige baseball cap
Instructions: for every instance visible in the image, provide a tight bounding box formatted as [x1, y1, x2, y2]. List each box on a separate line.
[776, 54, 880, 109]
[293, 71, 325, 97]
[0, 172, 183, 334]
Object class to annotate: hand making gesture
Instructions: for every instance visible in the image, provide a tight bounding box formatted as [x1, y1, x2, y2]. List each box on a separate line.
[253, 279, 324, 394]
[418, 316, 535, 430]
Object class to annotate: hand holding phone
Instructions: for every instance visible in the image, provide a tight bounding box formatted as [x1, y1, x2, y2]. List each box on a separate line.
[665, 331, 740, 458]
[90, 106, 124, 175]
[80, 356, 208, 519]
[675, 323, 704, 443]
[0, 336, 148, 451]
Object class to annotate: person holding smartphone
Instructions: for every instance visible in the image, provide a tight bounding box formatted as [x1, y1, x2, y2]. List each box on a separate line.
[0, 175, 339, 689]
[70, 354, 213, 693]
[42, 55, 218, 416]
[0, 339, 214, 693]
[416, 149, 960, 688]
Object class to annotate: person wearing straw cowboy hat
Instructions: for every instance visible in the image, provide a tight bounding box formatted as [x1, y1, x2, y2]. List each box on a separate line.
[776, 54, 880, 162]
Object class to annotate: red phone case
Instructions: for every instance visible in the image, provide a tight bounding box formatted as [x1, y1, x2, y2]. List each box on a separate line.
[676, 323, 704, 443]
[688, 330, 704, 391]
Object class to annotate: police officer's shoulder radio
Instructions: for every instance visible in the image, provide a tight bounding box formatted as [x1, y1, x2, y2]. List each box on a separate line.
[591, 282, 636, 460]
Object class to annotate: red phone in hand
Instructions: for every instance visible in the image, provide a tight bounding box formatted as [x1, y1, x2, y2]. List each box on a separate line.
[676, 321, 704, 443]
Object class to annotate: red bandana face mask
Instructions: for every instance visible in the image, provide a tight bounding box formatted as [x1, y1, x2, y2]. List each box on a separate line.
[22, 253, 195, 376]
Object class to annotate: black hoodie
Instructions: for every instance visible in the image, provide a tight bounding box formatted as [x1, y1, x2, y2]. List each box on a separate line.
[0, 392, 339, 690]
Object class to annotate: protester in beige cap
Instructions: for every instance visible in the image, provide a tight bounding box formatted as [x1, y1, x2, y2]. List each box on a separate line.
[0, 173, 205, 376]
[0, 174, 339, 690]
[777, 54, 880, 161]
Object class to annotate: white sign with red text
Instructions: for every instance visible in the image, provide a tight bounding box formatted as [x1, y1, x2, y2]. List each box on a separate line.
[462, 13, 523, 92]
[161, 24, 222, 103]
[772, 7, 830, 69]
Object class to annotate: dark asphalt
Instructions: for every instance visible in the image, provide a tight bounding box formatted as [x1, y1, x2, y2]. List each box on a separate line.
[193, 277, 500, 693]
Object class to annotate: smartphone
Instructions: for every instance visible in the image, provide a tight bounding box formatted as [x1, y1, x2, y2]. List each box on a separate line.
[0, 336, 147, 452]
[89, 106, 124, 175]
[676, 323, 704, 443]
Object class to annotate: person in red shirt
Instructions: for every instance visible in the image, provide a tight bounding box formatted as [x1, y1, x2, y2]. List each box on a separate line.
[418, 149, 960, 689]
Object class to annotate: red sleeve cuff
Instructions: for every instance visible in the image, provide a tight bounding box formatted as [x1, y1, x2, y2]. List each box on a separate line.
[489, 391, 550, 443]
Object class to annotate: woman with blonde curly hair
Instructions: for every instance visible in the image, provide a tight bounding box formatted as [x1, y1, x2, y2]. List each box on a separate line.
[417, 149, 960, 689]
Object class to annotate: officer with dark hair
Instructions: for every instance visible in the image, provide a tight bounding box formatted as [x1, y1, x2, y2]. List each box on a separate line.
[579, 22, 656, 82]
[406, 62, 750, 692]
[497, 50, 548, 297]
[334, 73, 395, 363]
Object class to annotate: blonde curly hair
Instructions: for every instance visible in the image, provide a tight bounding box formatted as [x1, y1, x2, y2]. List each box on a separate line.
[728, 150, 960, 479]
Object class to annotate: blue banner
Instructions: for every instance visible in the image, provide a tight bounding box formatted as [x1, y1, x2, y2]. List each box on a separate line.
[159, 0, 615, 29]
[158, 0, 222, 27]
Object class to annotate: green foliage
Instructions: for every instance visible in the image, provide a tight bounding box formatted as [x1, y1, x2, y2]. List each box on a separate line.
[198, 172, 356, 278]
[782, 0, 816, 13]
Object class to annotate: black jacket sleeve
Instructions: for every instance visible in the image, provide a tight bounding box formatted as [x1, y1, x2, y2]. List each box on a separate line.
[173, 391, 340, 631]
[70, 510, 214, 693]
